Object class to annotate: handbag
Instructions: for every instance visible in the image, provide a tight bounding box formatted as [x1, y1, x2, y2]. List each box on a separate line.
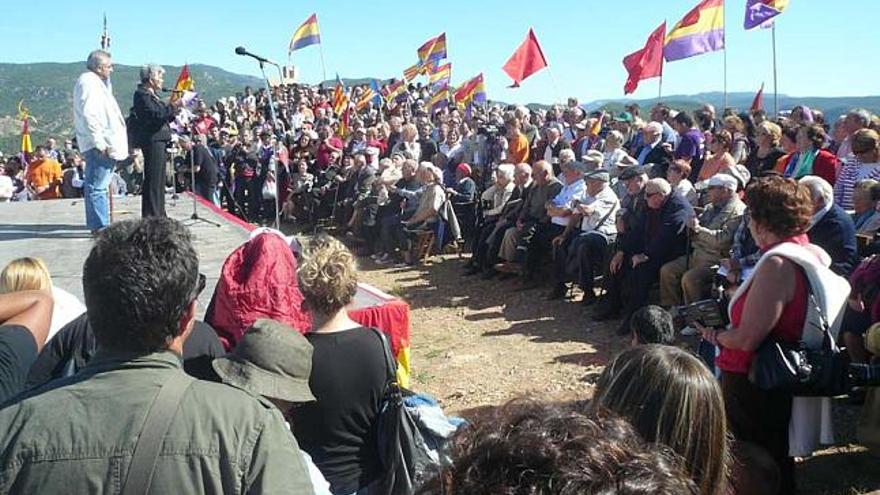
[748, 292, 849, 397]
[262, 173, 277, 200]
[369, 328, 438, 495]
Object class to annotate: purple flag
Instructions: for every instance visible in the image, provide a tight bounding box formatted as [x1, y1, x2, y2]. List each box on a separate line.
[744, 0, 782, 30]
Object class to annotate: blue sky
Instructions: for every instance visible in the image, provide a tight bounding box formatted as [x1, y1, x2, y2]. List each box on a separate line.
[1, 0, 873, 104]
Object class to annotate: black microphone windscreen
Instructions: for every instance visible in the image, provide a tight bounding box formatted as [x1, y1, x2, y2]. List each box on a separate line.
[235, 46, 247, 55]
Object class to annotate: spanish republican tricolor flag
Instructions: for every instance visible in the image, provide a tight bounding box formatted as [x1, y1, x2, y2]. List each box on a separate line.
[417, 32, 447, 63]
[664, 0, 725, 62]
[453, 73, 486, 108]
[289, 14, 321, 54]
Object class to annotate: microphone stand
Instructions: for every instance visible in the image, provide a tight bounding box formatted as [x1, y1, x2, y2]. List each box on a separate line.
[256, 59, 283, 230]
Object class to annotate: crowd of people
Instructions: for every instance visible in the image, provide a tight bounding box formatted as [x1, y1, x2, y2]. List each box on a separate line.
[1, 49, 880, 494]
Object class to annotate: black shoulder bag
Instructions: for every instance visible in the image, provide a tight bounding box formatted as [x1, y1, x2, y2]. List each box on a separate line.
[369, 328, 436, 495]
[748, 291, 849, 397]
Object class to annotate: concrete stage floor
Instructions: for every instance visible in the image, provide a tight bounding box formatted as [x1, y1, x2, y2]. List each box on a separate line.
[0, 194, 250, 317]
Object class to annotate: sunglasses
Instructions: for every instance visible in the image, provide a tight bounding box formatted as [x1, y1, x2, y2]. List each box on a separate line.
[191, 273, 206, 300]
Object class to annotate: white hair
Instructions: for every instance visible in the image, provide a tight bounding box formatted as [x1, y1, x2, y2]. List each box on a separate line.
[798, 175, 834, 207]
[496, 164, 515, 181]
[847, 108, 872, 128]
[645, 178, 672, 196]
[645, 121, 664, 135]
[515, 162, 532, 175]
[558, 148, 576, 164]
[418, 162, 443, 183]
[139, 64, 165, 83]
[86, 50, 111, 72]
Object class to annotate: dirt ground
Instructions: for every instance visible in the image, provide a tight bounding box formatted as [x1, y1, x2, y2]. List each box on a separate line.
[353, 251, 880, 495]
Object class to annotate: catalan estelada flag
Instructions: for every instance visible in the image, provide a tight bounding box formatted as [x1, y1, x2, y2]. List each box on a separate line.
[403, 62, 422, 82]
[171, 64, 195, 102]
[332, 76, 348, 115]
[289, 14, 321, 54]
[356, 83, 379, 110]
[429, 63, 451, 87]
[417, 32, 447, 63]
[664, 0, 725, 62]
[337, 107, 350, 138]
[453, 73, 486, 108]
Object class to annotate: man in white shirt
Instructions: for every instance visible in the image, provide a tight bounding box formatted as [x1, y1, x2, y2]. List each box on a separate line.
[548, 168, 620, 303]
[73, 50, 128, 233]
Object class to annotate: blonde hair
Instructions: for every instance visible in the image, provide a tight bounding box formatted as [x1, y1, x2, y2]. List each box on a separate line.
[757, 121, 782, 146]
[592, 345, 730, 495]
[606, 130, 625, 147]
[297, 236, 358, 316]
[0, 257, 52, 294]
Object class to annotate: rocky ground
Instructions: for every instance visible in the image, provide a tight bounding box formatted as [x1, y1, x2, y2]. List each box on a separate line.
[351, 250, 880, 495]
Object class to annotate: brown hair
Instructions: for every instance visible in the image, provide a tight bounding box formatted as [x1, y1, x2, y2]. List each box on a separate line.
[591, 345, 730, 495]
[800, 124, 826, 150]
[745, 175, 813, 238]
[712, 130, 733, 151]
[670, 159, 692, 177]
[851, 128, 880, 155]
[420, 399, 699, 495]
[723, 115, 744, 133]
[297, 235, 358, 316]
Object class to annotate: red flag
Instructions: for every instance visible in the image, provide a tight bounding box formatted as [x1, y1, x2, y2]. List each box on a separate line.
[751, 83, 765, 111]
[623, 22, 666, 95]
[502, 28, 548, 87]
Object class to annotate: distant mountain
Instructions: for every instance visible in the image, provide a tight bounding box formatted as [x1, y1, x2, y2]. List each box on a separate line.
[0, 62, 262, 154]
[581, 91, 880, 123]
[2, 62, 878, 155]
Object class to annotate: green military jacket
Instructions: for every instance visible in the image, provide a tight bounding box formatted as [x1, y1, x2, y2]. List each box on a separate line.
[0, 350, 314, 494]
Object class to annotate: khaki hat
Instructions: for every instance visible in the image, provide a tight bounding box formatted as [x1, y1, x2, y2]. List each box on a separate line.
[582, 150, 605, 170]
[212, 319, 316, 403]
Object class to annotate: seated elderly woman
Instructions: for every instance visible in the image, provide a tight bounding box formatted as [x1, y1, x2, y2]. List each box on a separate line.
[290, 236, 386, 495]
[667, 159, 698, 206]
[397, 163, 446, 264]
[746, 121, 786, 175]
[778, 124, 839, 185]
[602, 130, 638, 171]
[834, 129, 880, 210]
[852, 180, 880, 235]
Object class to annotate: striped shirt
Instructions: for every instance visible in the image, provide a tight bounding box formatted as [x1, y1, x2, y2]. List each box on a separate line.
[834, 160, 880, 210]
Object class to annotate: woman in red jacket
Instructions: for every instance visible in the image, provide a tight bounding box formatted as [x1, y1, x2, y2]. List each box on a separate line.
[778, 124, 839, 185]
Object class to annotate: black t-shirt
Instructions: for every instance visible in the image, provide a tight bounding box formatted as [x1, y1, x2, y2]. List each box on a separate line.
[290, 327, 387, 494]
[0, 325, 38, 404]
[25, 313, 226, 388]
[190, 144, 219, 191]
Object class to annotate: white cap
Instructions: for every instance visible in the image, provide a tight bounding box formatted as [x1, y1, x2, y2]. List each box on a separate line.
[707, 173, 739, 192]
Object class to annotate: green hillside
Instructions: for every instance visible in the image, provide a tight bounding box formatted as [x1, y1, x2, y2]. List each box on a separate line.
[0, 62, 262, 154]
[2, 62, 878, 156]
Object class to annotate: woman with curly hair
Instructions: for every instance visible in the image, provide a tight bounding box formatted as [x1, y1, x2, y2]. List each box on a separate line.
[290, 236, 386, 495]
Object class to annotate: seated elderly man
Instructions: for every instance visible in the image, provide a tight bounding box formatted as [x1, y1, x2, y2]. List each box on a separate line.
[635, 121, 673, 177]
[548, 167, 620, 303]
[465, 164, 515, 274]
[494, 161, 562, 278]
[799, 175, 859, 276]
[515, 159, 588, 287]
[594, 166, 649, 321]
[468, 163, 534, 277]
[597, 178, 694, 335]
[659, 173, 745, 317]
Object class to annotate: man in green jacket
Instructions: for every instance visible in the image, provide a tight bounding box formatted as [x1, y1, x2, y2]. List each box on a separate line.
[0, 217, 315, 494]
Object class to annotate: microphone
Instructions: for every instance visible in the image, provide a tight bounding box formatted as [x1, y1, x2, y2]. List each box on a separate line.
[234, 46, 279, 66]
[161, 87, 184, 93]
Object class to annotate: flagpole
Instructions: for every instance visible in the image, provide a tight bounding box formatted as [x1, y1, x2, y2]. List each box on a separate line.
[723, 0, 728, 109]
[658, 74, 663, 101]
[544, 65, 563, 104]
[318, 44, 328, 84]
[772, 23, 778, 117]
